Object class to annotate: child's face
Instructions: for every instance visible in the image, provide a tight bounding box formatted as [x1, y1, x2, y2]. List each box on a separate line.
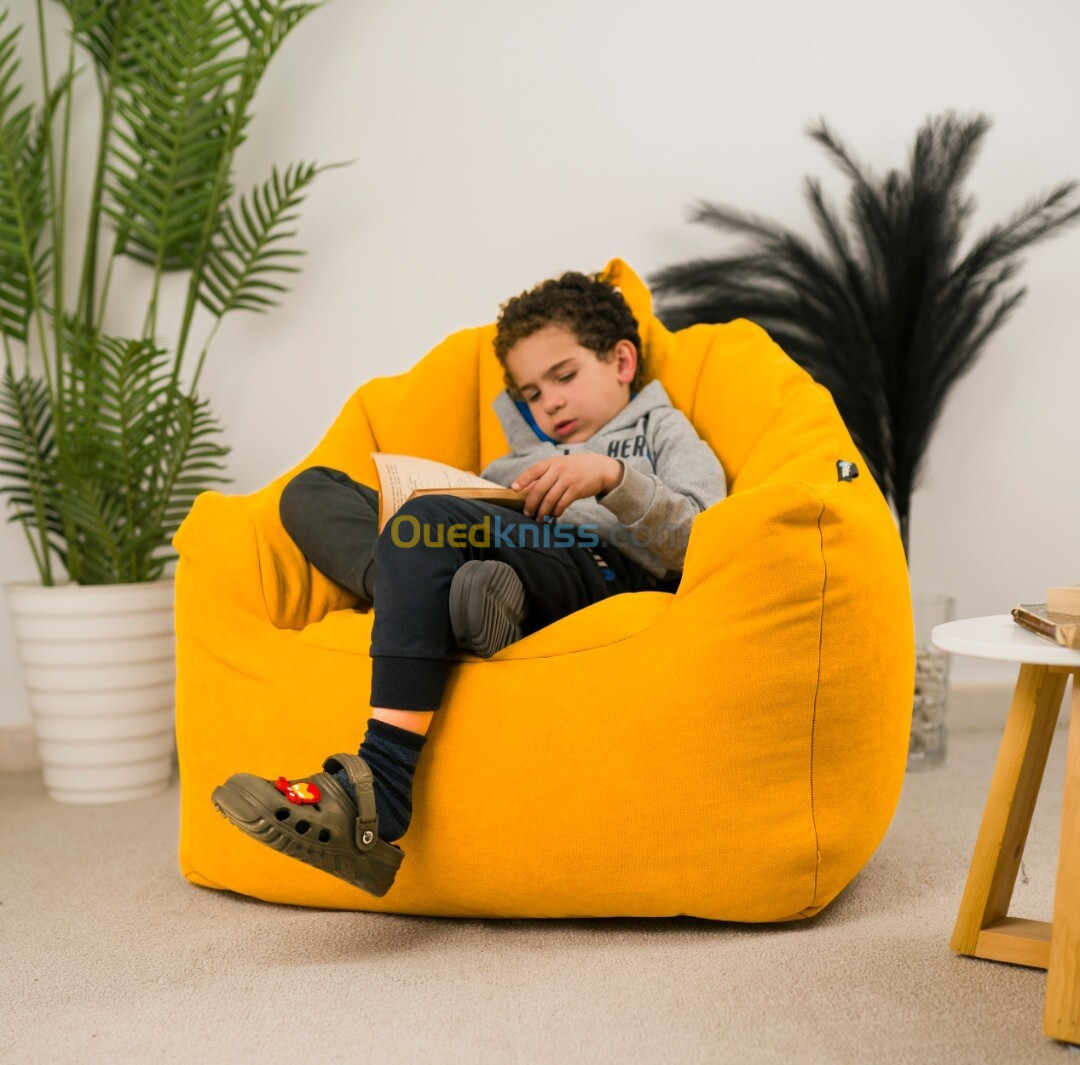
[505, 325, 637, 444]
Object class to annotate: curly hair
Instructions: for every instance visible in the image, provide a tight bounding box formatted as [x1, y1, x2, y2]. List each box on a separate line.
[493, 271, 646, 401]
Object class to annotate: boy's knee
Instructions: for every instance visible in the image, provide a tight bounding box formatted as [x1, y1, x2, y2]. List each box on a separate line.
[279, 466, 335, 538]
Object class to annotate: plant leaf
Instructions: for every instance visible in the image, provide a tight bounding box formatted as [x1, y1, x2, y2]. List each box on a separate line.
[0, 10, 54, 342]
[198, 159, 341, 316]
[45, 328, 230, 583]
[650, 110, 1080, 557]
[0, 363, 59, 553]
[103, 0, 245, 270]
[54, 0, 144, 78]
[231, 0, 323, 82]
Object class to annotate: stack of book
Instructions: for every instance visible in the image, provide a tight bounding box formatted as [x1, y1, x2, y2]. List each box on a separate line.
[1012, 585, 1080, 650]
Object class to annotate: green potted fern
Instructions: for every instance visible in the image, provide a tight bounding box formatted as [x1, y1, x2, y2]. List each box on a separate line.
[649, 111, 1080, 770]
[0, 0, 343, 802]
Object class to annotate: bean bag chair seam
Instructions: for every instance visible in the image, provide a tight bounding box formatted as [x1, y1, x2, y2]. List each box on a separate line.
[802, 496, 827, 917]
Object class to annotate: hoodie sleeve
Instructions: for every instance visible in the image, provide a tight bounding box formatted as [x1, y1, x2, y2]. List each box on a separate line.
[595, 407, 727, 575]
[479, 453, 517, 486]
[480, 449, 537, 487]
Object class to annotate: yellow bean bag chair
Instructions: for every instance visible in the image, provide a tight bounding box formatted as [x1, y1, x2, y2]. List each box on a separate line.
[174, 257, 914, 921]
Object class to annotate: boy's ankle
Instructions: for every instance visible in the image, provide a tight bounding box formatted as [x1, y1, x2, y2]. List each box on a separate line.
[333, 719, 428, 843]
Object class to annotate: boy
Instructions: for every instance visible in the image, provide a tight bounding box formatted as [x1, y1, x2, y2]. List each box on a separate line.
[211, 270, 727, 898]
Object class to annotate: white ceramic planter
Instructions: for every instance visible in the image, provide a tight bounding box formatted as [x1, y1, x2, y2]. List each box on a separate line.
[4, 578, 176, 803]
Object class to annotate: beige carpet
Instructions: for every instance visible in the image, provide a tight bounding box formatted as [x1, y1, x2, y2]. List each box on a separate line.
[3, 728, 1080, 1065]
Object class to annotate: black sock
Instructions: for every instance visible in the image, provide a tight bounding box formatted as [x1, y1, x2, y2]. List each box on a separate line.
[332, 718, 427, 843]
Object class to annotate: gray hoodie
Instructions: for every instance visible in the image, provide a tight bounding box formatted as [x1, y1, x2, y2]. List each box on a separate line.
[480, 379, 727, 580]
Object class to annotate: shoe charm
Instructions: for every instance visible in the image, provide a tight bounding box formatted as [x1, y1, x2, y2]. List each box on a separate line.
[274, 777, 321, 804]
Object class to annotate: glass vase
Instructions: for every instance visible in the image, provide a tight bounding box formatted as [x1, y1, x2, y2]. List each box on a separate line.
[907, 593, 956, 772]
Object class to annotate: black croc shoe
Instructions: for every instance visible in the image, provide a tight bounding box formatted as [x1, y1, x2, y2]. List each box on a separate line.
[211, 753, 404, 897]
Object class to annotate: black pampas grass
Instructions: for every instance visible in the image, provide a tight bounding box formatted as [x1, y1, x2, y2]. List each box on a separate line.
[650, 112, 1080, 561]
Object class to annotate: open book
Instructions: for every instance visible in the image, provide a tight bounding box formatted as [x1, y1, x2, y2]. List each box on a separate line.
[1011, 604, 1080, 650]
[372, 453, 527, 533]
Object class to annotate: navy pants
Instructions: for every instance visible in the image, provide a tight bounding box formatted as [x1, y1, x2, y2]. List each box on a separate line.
[279, 466, 674, 711]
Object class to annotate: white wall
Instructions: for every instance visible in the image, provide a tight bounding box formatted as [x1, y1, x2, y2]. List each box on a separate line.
[3, 0, 1079, 729]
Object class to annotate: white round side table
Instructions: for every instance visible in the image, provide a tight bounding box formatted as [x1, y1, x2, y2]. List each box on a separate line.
[932, 615, 1080, 1046]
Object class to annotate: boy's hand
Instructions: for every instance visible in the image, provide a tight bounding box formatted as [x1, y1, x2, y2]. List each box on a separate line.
[511, 454, 623, 521]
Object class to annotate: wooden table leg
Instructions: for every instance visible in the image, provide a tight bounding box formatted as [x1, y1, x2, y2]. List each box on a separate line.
[1044, 674, 1080, 1044]
[950, 663, 1069, 960]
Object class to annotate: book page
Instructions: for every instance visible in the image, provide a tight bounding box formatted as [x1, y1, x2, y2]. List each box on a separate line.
[372, 452, 507, 520]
